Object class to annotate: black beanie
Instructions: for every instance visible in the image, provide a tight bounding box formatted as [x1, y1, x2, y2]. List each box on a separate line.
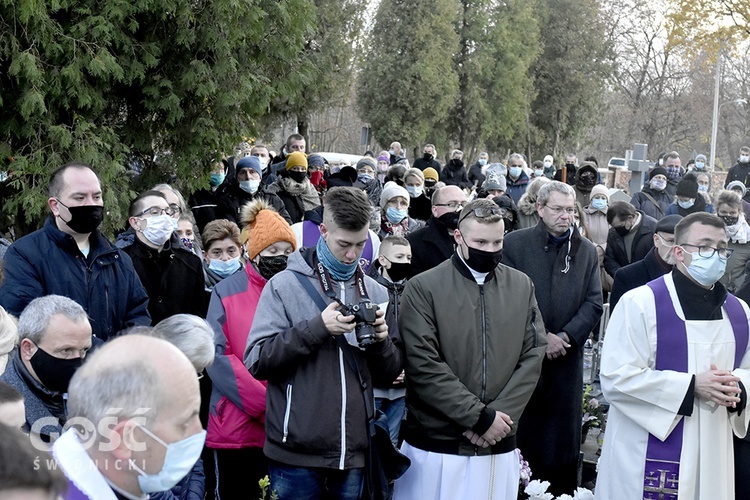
[676, 179, 698, 198]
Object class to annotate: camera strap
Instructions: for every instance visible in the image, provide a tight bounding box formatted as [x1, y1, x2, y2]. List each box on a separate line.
[313, 254, 369, 304]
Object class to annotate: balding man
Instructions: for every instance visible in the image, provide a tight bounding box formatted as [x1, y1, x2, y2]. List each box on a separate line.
[51, 334, 205, 499]
[407, 186, 467, 275]
[0, 161, 150, 340]
[0, 295, 92, 443]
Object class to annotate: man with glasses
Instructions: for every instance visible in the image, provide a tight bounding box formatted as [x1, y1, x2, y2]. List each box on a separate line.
[123, 190, 207, 323]
[407, 186, 468, 276]
[395, 198, 546, 499]
[503, 181, 603, 496]
[597, 212, 750, 500]
[0, 162, 150, 341]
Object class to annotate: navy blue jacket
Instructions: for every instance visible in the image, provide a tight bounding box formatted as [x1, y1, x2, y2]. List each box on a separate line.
[609, 248, 672, 313]
[0, 217, 150, 340]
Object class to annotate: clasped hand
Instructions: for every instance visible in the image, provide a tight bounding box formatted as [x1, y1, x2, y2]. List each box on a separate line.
[321, 302, 388, 341]
[463, 411, 513, 448]
[695, 364, 742, 408]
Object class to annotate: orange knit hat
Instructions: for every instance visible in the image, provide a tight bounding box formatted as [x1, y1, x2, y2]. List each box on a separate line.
[240, 199, 297, 259]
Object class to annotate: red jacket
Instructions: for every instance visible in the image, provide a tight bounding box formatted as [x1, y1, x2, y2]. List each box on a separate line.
[205, 265, 267, 449]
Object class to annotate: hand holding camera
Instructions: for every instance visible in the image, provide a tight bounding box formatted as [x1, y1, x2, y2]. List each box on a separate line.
[321, 301, 388, 345]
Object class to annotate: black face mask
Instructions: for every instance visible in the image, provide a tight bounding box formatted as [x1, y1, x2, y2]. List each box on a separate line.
[257, 255, 289, 280]
[438, 211, 460, 231]
[288, 170, 307, 183]
[721, 215, 739, 226]
[463, 242, 503, 273]
[423, 153, 433, 161]
[29, 344, 84, 393]
[384, 260, 413, 282]
[615, 225, 630, 237]
[57, 201, 104, 234]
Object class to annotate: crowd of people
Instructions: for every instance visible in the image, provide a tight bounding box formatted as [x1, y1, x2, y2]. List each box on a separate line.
[1, 136, 750, 500]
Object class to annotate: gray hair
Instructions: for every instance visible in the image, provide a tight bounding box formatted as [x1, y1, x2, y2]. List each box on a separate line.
[17, 295, 88, 345]
[537, 181, 575, 207]
[152, 183, 188, 214]
[507, 153, 524, 164]
[152, 315, 215, 372]
[67, 353, 161, 429]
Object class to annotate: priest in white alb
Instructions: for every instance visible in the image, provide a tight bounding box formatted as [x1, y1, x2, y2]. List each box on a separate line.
[597, 212, 750, 500]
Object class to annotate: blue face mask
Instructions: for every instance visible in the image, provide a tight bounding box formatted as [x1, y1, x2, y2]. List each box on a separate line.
[358, 173, 374, 184]
[209, 257, 241, 278]
[317, 236, 359, 281]
[591, 198, 607, 211]
[239, 180, 260, 194]
[698, 184, 708, 193]
[133, 427, 207, 493]
[678, 199, 695, 209]
[680, 250, 727, 286]
[694, 161, 705, 169]
[209, 173, 225, 187]
[386, 206, 408, 224]
[509, 166, 523, 178]
[478, 159, 487, 166]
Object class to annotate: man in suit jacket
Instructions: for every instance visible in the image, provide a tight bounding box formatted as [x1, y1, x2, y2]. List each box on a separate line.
[609, 215, 682, 312]
[604, 201, 658, 279]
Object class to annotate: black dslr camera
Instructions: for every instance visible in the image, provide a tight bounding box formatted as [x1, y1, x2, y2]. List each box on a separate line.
[340, 300, 380, 346]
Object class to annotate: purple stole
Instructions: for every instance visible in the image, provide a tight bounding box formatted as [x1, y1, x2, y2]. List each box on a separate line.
[301, 220, 375, 272]
[643, 276, 749, 499]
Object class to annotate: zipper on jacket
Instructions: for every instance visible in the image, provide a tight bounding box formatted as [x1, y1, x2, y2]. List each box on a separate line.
[105, 285, 111, 338]
[531, 309, 538, 348]
[282, 384, 292, 443]
[480, 285, 487, 401]
[338, 282, 347, 470]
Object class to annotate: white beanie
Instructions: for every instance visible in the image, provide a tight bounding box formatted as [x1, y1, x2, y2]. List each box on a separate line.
[380, 181, 410, 209]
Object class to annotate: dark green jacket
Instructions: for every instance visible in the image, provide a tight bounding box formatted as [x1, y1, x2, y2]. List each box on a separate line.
[399, 253, 546, 456]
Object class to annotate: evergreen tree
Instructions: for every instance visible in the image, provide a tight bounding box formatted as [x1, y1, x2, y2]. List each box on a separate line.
[0, 0, 315, 235]
[447, 0, 540, 156]
[528, 0, 613, 156]
[357, 0, 460, 150]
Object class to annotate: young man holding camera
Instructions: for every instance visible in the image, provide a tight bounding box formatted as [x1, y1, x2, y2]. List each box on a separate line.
[245, 187, 403, 499]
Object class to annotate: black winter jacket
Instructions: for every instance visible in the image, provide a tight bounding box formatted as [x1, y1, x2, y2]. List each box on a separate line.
[604, 212, 657, 278]
[406, 216, 455, 276]
[123, 235, 208, 323]
[216, 182, 292, 226]
[0, 217, 150, 340]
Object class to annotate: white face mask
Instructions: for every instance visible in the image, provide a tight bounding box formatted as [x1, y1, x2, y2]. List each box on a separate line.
[132, 426, 207, 493]
[239, 180, 260, 194]
[543, 161, 553, 168]
[143, 215, 175, 246]
[406, 185, 423, 198]
[741, 155, 750, 163]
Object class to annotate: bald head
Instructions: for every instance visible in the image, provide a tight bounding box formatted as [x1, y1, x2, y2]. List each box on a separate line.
[68, 335, 197, 427]
[433, 185, 466, 206]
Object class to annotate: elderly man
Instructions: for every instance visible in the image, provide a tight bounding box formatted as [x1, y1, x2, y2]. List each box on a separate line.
[503, 181, 603, 495]
[51, 334, 205, 499]
[407, 186, 468, 275]
[395, 199, 546, 499]
[0, 162, 150, 340]
[0, 295, 92, 443]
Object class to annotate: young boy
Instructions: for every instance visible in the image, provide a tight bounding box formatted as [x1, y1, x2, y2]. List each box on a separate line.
[0, 381, 25, 430]
[371, 235, 413, 446]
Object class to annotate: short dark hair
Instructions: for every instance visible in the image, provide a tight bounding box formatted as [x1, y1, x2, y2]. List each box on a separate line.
[674, 212, 725, 245]
[0, 423, 68, 494]
[379, 235, 410, 255]
[0, 382, 22, 404]
[49, 161, 100, 198]
[128, 190, 167, 217]
[458, 199, 503, 231]
[286, 134, 305, 148]
[324, 187, 372, 231]
[663, 151, 681, 163]
[606, 201, 637, 224]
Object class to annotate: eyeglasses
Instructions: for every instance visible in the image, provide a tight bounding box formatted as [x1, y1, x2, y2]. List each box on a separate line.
[543, 205, 576, 216]
[434, 201, 465, 210]
[139, 206, 179, 217]
[458, 206, 503, 225]
[680, 243, 734, 260]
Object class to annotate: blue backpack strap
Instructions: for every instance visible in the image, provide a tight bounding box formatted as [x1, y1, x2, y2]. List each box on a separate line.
[725, 293, 749, 369]
[290, 270, 328, 311]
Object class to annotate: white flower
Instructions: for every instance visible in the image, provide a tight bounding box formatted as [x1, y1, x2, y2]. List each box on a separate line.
[525, 480, 552, 499]
[557, 495, 574, 500]
[573, 487, 595, 500]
